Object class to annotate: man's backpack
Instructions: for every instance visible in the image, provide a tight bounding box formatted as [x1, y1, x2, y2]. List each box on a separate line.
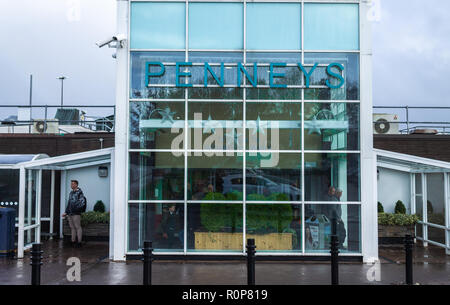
[74, 192, 87, 214]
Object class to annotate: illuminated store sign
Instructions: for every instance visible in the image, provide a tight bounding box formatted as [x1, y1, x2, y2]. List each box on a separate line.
[145, 62, 345, 89]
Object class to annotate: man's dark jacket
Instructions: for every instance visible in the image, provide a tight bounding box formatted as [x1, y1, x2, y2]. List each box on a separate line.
[65, 188, 86, 215]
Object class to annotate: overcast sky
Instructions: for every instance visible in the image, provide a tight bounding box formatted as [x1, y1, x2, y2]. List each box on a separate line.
[0, 0, 449, 121]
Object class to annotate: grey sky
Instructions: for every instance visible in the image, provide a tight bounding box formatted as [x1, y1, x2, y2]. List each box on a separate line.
[0, 0, 449, 121]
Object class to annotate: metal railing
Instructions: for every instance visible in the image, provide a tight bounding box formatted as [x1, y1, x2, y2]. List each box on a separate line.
[0, 105, 116, 133]
[373, 106, 450, 135]
[1, 104, 449, 135]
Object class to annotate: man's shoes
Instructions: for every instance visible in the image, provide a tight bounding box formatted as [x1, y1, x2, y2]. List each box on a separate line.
[76, 242, 82, 248]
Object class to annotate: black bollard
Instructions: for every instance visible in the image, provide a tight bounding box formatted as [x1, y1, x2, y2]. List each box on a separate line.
[30, 243, 43, 286]
[142, 241, 153, 286]
[404, 234, 414, 285]
[330, 235, 339, 285]
[246, 238, 256, 286]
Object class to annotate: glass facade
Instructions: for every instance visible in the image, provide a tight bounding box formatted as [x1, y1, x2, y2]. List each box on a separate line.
[128, 1, 361, 255]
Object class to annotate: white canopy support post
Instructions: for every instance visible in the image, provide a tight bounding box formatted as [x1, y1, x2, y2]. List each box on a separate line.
[444, 173, 449, 255]
[27, 170, 32, 244]
[60, 171, 67, 239]
[50, 170, 55, 239]
[18, 166, 26, 259]
[36, 169, 42, 244]
[422, 173, 428, 247]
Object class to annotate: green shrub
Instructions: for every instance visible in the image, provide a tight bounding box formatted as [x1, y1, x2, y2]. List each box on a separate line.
[93, 200, 106, 213]
[378, 213, 419, 226]
[246, 193, 267, 201]
[377, 202, 384, 213]
[203, 192, 226, 201]
[225, 191, 243, 201]
[81, 211, 109, 226]
[394, 200, 406, 214]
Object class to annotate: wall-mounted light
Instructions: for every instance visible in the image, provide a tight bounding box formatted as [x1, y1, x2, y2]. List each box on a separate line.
[98, 166, 108, 178]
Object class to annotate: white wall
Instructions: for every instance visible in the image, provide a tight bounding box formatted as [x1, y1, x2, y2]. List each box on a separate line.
[65, 164, 110, 212]
[377, 167, 411, 213]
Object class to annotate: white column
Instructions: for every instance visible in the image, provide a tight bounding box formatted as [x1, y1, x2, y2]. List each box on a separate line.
[109, 151, 115, 259]
[50, 170, 55, 239]
[112, 0, 130, 261]
[422, 173, 428, 247]
[360, 2, 378, 263]
[27, 170, 32, 244]
[60, 171, 67, 239]
[18, 167, 26, 259]
[444, 173, 449, 255]
[36, 169, 42, 243]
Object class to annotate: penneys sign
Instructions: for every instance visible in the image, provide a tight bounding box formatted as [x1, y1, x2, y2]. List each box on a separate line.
[145, 61, 345, 89]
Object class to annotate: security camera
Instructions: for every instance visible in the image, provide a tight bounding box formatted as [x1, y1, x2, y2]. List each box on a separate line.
[96, 34, 127, 48]
[96, 37, 115, 48]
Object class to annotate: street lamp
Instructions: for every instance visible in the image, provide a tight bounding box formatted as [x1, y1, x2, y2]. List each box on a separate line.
[57, 76, 67, 108]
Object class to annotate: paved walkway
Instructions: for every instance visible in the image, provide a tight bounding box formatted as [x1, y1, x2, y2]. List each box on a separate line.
[1, 240, 449, 285]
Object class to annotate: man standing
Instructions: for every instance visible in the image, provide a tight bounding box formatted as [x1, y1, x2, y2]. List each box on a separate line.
[62, 180, 86, 248]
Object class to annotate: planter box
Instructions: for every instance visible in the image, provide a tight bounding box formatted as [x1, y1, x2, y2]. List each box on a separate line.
[378, 225, 414, 245]
[63, 220, 109, 241]
[194, 232, 293, 251]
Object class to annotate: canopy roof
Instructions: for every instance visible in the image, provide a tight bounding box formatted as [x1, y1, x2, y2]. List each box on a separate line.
[376, 149, 450, 173]
[0, 154, 48, 165]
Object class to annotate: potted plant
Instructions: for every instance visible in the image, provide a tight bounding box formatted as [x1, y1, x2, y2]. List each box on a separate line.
[378, 200, 419, 245]
[63, 204, 109, 241]
[194, 192, 294, 250]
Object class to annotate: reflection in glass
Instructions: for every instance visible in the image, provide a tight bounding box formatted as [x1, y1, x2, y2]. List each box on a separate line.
[246, 102, 301, 150]
[187, 203, 243, 251]
[247, 3, 301, 50]
[426, 173, 445, 226]
[0, 169, 19, 218]
[130, 52, 186, 99]
[304, 3, 359, 50]
[128, 203, 184, 252]
[189, 3, 243, 50]
[305, 204, 360, 253]
[427, 227, 445, 245]
[188, 52, 244, 99]
[129, 152, 184, 201]
[188, 155, 243, 200]
[188, 102, 243, 151]
[415, 173, 423, 221]
[304, 103, 359, 151]
[246, 153, 301, 201]
[304, 53, 359, 100]
[130, 2, 186, 49]
[305, 153, 360, 202]
[130, 101, 185, 150]
[246, 204, 302, 252]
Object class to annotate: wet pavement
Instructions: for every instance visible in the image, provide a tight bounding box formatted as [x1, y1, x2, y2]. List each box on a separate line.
[1, 240, 449, 285]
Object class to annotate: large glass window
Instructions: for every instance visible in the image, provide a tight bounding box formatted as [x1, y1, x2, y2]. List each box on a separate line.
[305, 204, 360, 253]
[130, 101, 185, 150]
[246, 102, 302, 151]
[130, 52, 186, 99]
[426, 173, 445, 226]
[246, 3, 301, 50]
[0, 169, 19, 219]
[246, 153, 301, 201]
[304, 3, 359, 50]
[188, 155, 243, 201]
[304, 53, 360, 100]
[187, 203, 243, 252]
[246, 204, 302, 252]
[128, 202, 185, 252]
[127, 1, 363, 255]
[129, 152, 184, 201]
[130, 2, 186, 49]
[305, 153, 360, 202]
[189, 3, 243, 50]
[304, 102, 359, 151]
[188, 102, 243, 151]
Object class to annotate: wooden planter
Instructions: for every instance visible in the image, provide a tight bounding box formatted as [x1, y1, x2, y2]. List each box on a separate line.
[63, 220, 109, 241]
[194, 232, 293, 251]
[378, 225, 415, 245]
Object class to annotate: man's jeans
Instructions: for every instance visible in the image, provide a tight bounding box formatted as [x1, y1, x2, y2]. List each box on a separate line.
[68, 215, 82, 243]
